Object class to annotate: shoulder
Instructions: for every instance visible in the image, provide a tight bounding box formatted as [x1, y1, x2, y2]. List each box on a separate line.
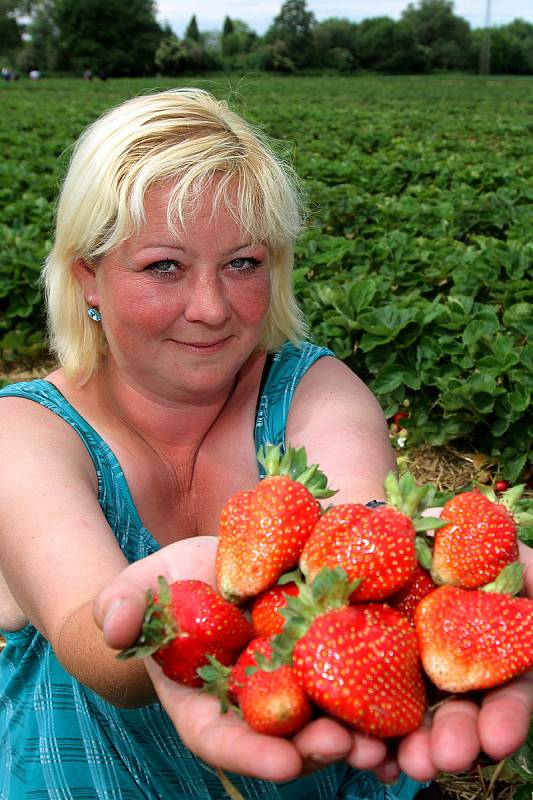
[0, 378, 97, 486]
[285, 354, 396, 504]
[290, 354, 385, 420]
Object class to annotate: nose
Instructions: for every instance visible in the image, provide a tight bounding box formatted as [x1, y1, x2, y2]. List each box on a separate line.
[183, 270, 231, 326]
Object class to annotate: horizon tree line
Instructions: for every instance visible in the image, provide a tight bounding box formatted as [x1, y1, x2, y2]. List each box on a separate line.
[1, 0, 532, 77]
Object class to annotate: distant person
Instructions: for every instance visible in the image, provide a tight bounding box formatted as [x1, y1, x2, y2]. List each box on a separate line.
[28, 69, 41, 80]
[0, 87, 531, 800]
[1, 66, 11, 81]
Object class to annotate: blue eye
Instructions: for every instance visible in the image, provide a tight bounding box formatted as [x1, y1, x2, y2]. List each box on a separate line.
[229, 257, 262, 274]
[148, 260, 179, 277]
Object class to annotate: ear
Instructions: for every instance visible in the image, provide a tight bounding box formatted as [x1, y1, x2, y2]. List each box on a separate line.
[72, 258, 98, 305]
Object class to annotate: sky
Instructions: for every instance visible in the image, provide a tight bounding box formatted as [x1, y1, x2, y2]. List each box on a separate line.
[156, 1, 532, 37]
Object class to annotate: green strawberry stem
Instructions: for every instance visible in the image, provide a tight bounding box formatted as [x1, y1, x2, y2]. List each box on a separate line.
[272, 567, 361, 665]
[116, 576, 178, 660]
[257, 443, 337, 499]
[415, 535, 434, 571]
[197, 655, 239, 714]
[384, 471, 448, 525]
[481, 562, 524, 596]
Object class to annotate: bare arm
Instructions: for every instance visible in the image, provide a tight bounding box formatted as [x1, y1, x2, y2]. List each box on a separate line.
[0, 398, 213, 707]
[286, 356, 396, 503]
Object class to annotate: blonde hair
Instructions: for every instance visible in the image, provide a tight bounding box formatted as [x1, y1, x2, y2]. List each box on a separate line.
[43, 87, 308, 383]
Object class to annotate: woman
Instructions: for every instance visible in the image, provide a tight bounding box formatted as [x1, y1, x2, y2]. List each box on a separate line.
[0, 88, 531, 799]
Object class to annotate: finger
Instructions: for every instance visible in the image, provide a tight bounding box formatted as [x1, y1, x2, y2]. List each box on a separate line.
[291, 717, 353, 772]
[145, 659, 304, 782]
[345, 730, 388, 771]
[93, 579, 151, 649]
[372, 755, 401, 786]
[397, 712, 439, 782]
[518, 542, 533, 597]
[479, 671, 533, 760]
[429, 698, 481, 773]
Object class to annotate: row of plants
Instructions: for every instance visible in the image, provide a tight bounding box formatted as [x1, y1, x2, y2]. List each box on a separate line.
[1, 74, 533, 482]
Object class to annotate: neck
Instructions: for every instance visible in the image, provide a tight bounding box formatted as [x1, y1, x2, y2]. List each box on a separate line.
[85, 350, 265, 451]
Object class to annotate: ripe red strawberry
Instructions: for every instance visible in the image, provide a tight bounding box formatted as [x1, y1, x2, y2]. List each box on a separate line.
[415, 572, 533, 692]
[228, 637, 274, 702]
[272, 567, 427, 738]
[388, 563, 437, 625]
[216, 445, 335, 604]
[299, 472, 440, 603]
[197, 637, 274, 707]
[300, 503, 417, 601]
[117, 577, 253, 687]
[239, 664, 312, 737]
[292, 603, 426, 737]
[430, 486, 523, 589]
[250, 580, 300, 637]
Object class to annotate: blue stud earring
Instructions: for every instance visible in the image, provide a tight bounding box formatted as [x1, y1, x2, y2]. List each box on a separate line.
[87, 307, 102, 322]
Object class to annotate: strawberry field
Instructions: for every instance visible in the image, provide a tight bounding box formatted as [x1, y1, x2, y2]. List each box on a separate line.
[2, 74, 533, 484]
[1, 73, 533, 799]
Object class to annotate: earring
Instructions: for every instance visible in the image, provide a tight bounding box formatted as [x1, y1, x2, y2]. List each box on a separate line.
[87, 307, 102, 322]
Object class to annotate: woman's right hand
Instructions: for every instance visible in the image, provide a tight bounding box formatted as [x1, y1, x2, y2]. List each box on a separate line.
[93, 538, 392, 783]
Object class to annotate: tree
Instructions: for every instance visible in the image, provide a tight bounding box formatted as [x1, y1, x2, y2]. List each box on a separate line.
[18, 0, 60, 71]
[401, 0, 472, 70]
[0, 1, 24, 59]
[355, 17, 424, 72]
[312, 17, 358, 71]
[265, 0, 316, 69]
[474, 19, 533, 74]
[222, 15, 233, 37]
[185, 13, 200, 42]
[221, 17, 257, 64]
[51, 0, 163, 75]
[155, 32, 220, 74]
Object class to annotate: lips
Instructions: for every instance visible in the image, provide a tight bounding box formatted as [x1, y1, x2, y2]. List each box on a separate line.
[172, 336, 232, 350]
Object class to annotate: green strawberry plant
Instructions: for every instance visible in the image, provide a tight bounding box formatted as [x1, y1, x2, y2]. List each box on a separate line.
[1, 75, 533, 482]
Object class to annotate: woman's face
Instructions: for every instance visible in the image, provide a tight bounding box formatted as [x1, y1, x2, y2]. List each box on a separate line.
[84, 181, 271, 402]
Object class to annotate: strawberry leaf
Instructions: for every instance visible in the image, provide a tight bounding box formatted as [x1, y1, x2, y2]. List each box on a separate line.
[481, 562, 524, 595]
[415, 535, 433, 570]
[257, 443, 337, 499]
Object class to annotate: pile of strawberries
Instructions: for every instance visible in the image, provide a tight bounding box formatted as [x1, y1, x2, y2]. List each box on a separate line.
[120, 445, 533, 740]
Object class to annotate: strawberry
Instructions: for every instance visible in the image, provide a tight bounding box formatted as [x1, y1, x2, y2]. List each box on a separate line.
[250, 580, 300, 637]
[216, 444, 335, 604]
[430, 485, 527, 589]
[299, 472, 438, 602]
[415, 565, 533, 692]
[197, 637, 273, 706]
[239, 664, 312, 737]
[117, 577, 253, 687]
[495, 480, 510, 492]
[273, 567, 427, 738]
[199, 637, 311, 736]
[228, 637, 274, 702]
[388, 563, 437, 625]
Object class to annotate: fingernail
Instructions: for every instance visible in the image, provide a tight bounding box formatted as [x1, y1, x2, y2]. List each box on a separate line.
[103, 598, 124, 640]
[308, 752, 346, 765]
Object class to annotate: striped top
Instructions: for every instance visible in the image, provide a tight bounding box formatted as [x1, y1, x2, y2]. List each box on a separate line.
[0, 342, 423, 800]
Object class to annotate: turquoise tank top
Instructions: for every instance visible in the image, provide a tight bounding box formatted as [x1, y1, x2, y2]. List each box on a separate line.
[0, 342, 423, 800]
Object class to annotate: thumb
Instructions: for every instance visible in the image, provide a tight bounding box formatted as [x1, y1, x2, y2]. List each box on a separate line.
[93, 581, 149, 650]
